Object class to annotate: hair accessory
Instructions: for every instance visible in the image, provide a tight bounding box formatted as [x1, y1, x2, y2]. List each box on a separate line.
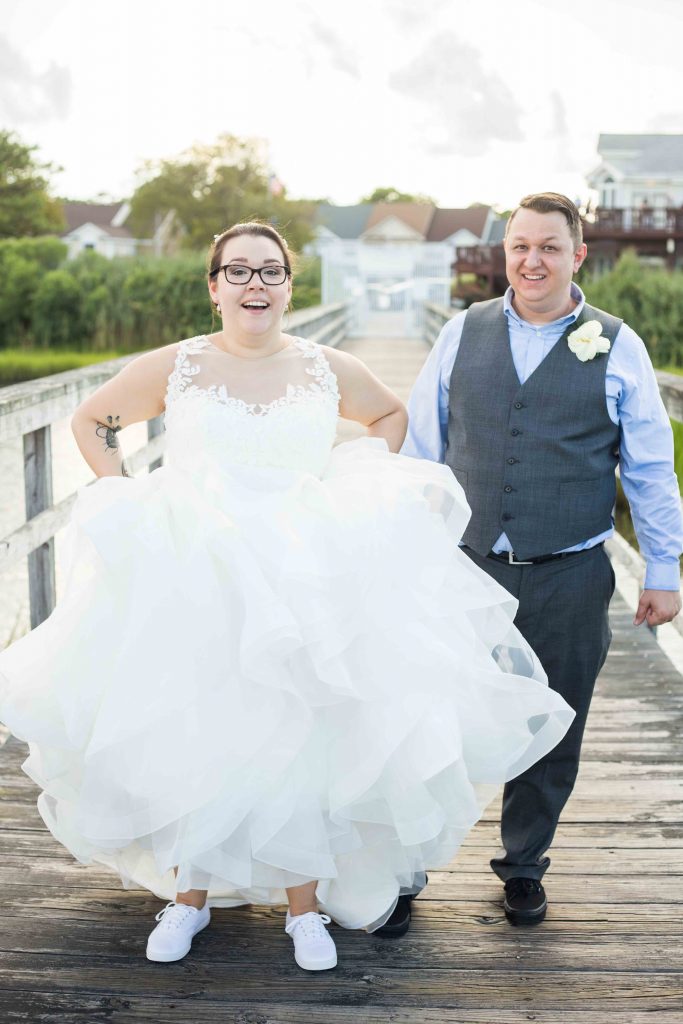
[213, 234, 220, 241]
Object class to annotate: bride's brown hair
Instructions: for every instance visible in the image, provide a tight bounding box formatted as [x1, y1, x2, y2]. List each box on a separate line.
[208, 222, 294, 280]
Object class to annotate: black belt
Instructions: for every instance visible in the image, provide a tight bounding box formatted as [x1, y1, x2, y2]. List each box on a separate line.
[483, 544, 602, 566]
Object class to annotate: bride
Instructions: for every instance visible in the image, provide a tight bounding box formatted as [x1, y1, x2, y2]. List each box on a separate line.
[0, 222, 574, 971]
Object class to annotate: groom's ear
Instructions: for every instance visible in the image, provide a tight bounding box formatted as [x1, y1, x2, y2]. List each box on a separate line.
[573, 244, 588, 273]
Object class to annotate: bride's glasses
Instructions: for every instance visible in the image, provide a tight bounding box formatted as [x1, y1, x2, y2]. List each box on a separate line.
[212, 264, 291, 286]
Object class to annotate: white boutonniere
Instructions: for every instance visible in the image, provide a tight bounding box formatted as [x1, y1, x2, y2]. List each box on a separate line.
[567, 320, 611, 362]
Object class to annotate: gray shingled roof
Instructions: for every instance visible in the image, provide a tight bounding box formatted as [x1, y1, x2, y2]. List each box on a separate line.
[427, 207, 489, 242]
[62, 202, 132, 237]
[598, 134, 683, 177]
[315, 204, 373, 239]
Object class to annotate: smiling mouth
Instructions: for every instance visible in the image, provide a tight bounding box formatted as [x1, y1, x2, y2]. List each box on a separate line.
[522, 274, 546, 281]
[242, 301, 270, 309]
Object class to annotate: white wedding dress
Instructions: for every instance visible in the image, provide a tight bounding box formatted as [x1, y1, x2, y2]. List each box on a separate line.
[0, 336, 574, 930]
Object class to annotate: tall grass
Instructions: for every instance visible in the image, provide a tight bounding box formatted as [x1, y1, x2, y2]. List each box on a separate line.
[0, 349, 132, 386]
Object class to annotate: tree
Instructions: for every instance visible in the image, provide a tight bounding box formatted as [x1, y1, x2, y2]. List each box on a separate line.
[0, 131, 64, 238]
[359, 187, 436, 205]
[128, 134, 316, 253]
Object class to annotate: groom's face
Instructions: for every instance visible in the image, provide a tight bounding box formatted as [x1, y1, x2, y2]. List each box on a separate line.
[504, 209, 587, 317]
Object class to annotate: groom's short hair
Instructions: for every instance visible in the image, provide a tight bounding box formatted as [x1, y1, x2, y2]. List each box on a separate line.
[506, 193, 583, 249]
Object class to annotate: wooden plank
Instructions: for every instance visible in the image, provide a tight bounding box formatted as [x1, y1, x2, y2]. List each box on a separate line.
[0, 887, 679, 927]
[416, 875, 683, 904]
[0, 912, 681, 971]
[23, 425, 56, 627]
[0, 958, 680, 1012]
[2, 991, 683, 1024]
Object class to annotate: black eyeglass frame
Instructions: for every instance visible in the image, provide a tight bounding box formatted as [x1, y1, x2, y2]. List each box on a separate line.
[209, 264, 292, 285]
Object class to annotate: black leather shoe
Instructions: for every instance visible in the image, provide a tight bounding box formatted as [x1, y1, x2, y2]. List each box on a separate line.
[503, 877, 547, 926]
[373, 895, 413, 938]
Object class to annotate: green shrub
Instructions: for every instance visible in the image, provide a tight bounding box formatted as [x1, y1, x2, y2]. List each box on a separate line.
[584, 251, 683, 367]
[32, 269, 83, 348]
[291, 256, 321, 311]
[0, 254, 36, 343]
[0, 235, 67, 272]
[0, 241, 322, 356]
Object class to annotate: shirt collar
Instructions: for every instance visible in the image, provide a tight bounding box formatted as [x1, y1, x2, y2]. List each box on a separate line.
[503, 282, 585, 329]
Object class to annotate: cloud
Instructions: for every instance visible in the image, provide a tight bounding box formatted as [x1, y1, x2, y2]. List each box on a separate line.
[384, 0, 450, 31]
[308, 20, 359, 78]
[389, 33, 523, 156]
[0, 35, 71, 123]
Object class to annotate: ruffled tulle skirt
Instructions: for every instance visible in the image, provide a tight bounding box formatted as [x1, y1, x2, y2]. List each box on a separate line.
[0, 438, 573, 930]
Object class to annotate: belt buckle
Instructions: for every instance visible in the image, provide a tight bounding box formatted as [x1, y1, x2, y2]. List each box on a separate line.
[507, 551, 534, 566]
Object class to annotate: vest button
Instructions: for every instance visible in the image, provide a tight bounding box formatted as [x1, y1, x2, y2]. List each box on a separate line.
[510, 428, 521, 436]
[507, 458, 517, 465]
[514, 402, 523, 409]
[504, 485, 513, 493]
[502, 513, 514, 521]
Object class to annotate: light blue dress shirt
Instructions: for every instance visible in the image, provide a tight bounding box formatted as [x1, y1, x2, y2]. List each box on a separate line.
[402, 284, 683, 591]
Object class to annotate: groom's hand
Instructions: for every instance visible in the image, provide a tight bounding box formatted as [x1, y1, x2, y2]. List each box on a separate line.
[633, 589, 682, 627]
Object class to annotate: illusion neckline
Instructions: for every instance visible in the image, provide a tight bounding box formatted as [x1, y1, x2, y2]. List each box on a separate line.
[202, 335, 298, 361]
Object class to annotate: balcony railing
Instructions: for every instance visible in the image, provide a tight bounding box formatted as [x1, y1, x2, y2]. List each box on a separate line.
[585, 207, 683, 235]
[454, 245, 507, 274]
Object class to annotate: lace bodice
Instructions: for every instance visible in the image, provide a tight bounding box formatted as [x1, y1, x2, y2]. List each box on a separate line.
[163, 336, 340, 477]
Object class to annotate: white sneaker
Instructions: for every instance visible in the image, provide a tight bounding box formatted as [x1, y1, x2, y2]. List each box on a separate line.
[146, 901, 211, 962]
[285, 911, 337, 971]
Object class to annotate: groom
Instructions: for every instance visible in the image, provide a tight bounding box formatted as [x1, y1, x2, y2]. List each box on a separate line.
[380, 192, 682, 936]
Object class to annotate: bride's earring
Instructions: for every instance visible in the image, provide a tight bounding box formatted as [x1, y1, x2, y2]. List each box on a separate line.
[215, 303, 221, 314]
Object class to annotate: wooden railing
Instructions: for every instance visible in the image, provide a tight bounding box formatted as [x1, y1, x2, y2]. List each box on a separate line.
[423, 302, 454, 347]
[585, 207, 683, 235]
[0, 303, 352, 630]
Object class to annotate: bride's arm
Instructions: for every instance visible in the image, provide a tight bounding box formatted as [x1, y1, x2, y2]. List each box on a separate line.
[71, 345, 178, 477]
[326, 348, 408, 453]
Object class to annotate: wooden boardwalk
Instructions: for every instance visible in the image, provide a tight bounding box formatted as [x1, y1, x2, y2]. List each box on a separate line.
[1, 337, 682, 1022]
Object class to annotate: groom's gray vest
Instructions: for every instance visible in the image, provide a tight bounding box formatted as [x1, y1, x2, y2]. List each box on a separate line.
[446, 297, 623, 560]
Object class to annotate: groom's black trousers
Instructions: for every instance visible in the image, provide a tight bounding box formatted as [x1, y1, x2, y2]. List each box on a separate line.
[462, 543, 615, 881]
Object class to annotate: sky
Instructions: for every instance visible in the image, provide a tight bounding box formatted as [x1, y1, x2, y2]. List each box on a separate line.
[2, 0, 683, 211]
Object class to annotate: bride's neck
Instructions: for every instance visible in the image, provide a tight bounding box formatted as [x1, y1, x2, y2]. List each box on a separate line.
[211, 327, 287, 359]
